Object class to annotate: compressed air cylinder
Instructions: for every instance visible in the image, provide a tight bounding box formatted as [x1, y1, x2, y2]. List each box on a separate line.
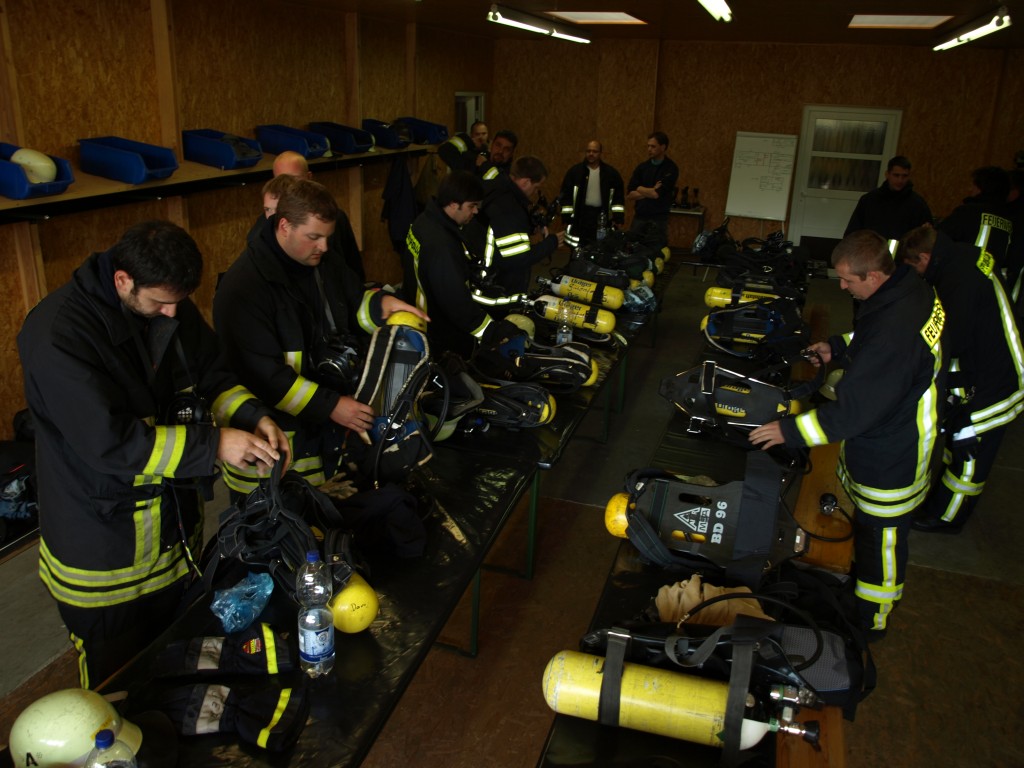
[539, 275, 624, 310]
[542, 650, 772, 750]
[704, 286, 781, 309]
[533, 295, 616, 334]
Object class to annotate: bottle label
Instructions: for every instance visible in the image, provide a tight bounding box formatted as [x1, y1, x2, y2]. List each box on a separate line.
[298, 625, 335, 662]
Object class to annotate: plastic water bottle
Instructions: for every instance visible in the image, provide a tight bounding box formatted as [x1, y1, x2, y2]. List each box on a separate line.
[296, 550, 335, 678]
[596, 211, 608, 241]
[555, 300, 574, 345]
[84, 729, 137, 768]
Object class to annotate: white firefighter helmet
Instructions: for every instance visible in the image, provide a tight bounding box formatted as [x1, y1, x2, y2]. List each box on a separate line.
[8, 688, 142, 767]
[10, 148, 58, 184]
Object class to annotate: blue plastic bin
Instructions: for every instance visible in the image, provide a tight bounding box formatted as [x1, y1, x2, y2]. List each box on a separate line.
[182, 129, 262, 170]
[362, 119, 410, 150]
[0, 143, 75, 200]
[395, 117, 450, 145]
[255, 125, 329, 159]
[78, 136, 178, 184]
[308, 122, 375, 154]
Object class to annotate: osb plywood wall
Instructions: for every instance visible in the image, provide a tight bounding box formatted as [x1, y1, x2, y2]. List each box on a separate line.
[0, 227, 26, 438]
[492, 39, 1022, 246]
[415, 31, 494, 130]
[359, 18, 410, 285]
[172, 0, 350, 135]
[491, 38, 662, 227]
[7, 0, 162, 160]
[654, 41, 1019, 242]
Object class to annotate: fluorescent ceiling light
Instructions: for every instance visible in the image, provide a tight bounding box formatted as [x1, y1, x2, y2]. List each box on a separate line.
[849, 15, 952, 29]
[546, 11, 646, 25]
[697, 0, 732, 23]
[933, 6, 1011, 50]
[487, 4, 591, 43]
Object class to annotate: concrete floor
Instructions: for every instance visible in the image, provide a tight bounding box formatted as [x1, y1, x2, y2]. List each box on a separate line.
[2, 254, 1023, 766]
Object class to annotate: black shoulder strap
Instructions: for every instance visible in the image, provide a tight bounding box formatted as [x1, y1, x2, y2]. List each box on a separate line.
[597, 628, 631, 727]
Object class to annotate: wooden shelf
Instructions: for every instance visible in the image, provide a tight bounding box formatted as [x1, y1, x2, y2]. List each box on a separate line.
[0, 144, 429, 223]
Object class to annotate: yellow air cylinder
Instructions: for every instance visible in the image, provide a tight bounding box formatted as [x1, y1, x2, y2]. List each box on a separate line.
[642, 270, 656, 288]
[700, 314, 764, 344]
[534, 295, 616, 334]
[329, 572, 379, 633]
[704, 286, 781, 309]
[541, 650, 772, 750]
[542, 275, 625, 310]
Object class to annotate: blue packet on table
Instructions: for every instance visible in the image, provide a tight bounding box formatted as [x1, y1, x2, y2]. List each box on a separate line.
[210, 571, 274, 633]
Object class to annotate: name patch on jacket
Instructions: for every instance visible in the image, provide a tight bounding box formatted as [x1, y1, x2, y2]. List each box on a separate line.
[980, 213, 1013, 234]
[920, 298, 945, 349]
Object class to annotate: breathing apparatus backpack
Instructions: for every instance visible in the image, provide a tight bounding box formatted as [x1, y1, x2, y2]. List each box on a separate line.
[475, 380, 557, 430]
[700, 298, 809, 364]
[471, 321, 599, 395]
[659, 359, 822, 439]
[605, 454, 807, 591]
[199, 459, 360, 604]
[351, 312, 436, 486]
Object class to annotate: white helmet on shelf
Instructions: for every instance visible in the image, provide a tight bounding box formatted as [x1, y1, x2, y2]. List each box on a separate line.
[10, 147, 58, 184]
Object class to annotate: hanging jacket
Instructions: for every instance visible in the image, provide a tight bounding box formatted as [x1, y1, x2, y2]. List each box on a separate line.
[844, 180, 933, 240]
[382, 156, 419, 251]
[780, 266, 945, 518]
[18, 250, 270, 609]
[214, 218, 385, 491]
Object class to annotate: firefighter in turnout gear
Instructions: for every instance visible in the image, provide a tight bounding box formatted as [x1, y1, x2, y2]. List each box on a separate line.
[559, 140, 626, 248]
[901, 225, 1024, 533]
[214, 179, 426, 494]
[749, 231, 945, 638]
[405, 171, 512, 358]
[473, 155, 565, 296]
[17, 221, 289, 687]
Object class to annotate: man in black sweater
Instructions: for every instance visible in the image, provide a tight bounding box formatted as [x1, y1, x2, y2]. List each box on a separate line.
[845, 155, 932, 242]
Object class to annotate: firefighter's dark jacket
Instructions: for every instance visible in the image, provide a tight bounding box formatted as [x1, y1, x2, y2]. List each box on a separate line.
[438, 132, 485, 174]
[478, 173, 558, 294]
[781, 265, 946, 517]
[406, 199, 497, 359]
[246, 209, 365, 283]
[213, 217, 384, 489]
[938, 192, 1014, 268]
[18, 250, 270, 609]
[920, 231, 1024, 431]
[559, 161, 626, 226]
[844, 180, 932, 240]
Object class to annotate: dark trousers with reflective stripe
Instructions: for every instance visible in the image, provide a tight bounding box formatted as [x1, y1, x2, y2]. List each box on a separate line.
[853, 509, 912, 632]
[919, 423, 1008, 526]
[57, 580, 187, 689]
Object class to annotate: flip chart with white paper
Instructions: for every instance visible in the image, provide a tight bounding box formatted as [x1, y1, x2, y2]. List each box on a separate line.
[724, 132, 798, 221]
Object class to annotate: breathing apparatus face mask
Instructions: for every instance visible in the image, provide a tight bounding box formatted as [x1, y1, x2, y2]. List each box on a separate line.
[315, 334, 363, 395]
[165, 391, 213, 425]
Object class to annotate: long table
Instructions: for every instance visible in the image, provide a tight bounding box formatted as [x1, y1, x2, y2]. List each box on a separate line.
[90, 450, 538, 768]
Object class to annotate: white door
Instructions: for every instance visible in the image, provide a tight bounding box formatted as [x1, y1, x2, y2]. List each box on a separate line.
[789, 106, 903, 244]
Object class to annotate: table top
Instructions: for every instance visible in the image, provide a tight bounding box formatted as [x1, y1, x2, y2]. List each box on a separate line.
[98, 450, 537, 768]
